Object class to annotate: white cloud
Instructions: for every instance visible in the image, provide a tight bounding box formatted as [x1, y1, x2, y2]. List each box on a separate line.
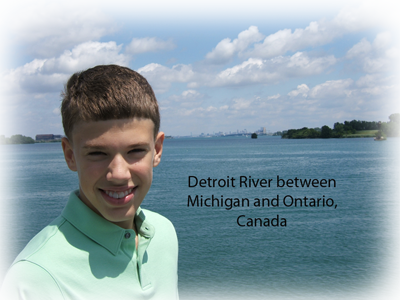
[288, 84, 310, 97]
[3, 1, 397, 138]
[356, 74, 387, 89]
[267, 94, 281, 100]
[181, 90, 201, 98]
[355, 74, 395, 96]
[7, 0, 116, 57]
[207, 75, 393, 131]
[52, 108, 60, 115]
[125, 37, 176, 55]
[309, 79, 354, 98]
[385, 47, 400, 59]
[138, 50, 336, 91]
[43, 41, 129, 74]
[138, 63, 195, 94]
[248, 21, 337, 59]
[165, 89, 205, 108]
[228, 0, 400, 58]
[346, 38, 372, 59]
[346, 33, 393, 59]
[372, 32, 392, 50]
[209, 53, 336, 87]
[5, 41, 129, 93]
[176, 105, 227, 117]
[231, 98, 253, 110]
[346, 32, 398, 74]
[205, 26, 264, 64]
[158, 70, 396, 136]
[362, 57, 390, 74]
[282, 78, 390, 120]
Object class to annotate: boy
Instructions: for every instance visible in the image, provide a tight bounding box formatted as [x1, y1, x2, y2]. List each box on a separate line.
[1, 65, 179, 300]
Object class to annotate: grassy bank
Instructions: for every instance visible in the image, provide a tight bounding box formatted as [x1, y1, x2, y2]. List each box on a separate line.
[343, 130, 378, 138]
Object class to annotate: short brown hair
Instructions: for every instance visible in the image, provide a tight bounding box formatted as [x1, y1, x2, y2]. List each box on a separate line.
[61, 65, 160, 140]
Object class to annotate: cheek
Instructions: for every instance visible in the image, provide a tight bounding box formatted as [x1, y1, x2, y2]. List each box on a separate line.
[131, 161, 154, 182]
[77, 163, 106, 185]
[133, 165, 152, 178]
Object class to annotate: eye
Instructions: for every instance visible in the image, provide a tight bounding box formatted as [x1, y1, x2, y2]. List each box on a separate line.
[88, 151, 106, 156]
[128, 148, 145, 154]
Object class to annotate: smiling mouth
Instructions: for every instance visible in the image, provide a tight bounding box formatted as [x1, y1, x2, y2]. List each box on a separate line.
[101, 188, 135, 199]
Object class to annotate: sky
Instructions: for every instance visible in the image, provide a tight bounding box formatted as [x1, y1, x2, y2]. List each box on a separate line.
[0, 0, 399, 137]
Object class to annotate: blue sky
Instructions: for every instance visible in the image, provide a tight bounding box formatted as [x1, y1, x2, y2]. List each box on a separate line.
[0, 0, 399, 137]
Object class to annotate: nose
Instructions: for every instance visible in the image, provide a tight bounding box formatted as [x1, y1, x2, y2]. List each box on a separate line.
[106, 154, 131, 182]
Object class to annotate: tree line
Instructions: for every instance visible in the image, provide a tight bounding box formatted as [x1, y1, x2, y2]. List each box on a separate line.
[0, 134, 35, 144]
[281, 114, 399, 139]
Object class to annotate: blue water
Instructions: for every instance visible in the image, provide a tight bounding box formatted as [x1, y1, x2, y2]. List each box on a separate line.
[1, 136, 399, 299]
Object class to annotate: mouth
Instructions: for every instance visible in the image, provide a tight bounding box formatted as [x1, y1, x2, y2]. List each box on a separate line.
[99, 187, 137, 205]
[103, 188, 134, 199]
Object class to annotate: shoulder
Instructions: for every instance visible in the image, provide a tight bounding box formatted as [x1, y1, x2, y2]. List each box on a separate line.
[13, 216, 67, 263]
[1, 260, 64, 299]
[1, 216, 70, 299]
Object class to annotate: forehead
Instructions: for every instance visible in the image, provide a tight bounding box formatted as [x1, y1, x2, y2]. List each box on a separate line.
[71, 118, 155, 147]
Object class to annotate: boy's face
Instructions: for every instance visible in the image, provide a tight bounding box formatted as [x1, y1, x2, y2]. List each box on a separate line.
[61, 118, 164, 229]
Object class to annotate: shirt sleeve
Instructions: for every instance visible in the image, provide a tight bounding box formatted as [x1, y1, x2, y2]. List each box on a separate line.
[0, 260, 64, 300]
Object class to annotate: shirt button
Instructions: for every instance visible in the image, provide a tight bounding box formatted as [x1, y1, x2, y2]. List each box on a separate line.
[124, 232, 131, 239]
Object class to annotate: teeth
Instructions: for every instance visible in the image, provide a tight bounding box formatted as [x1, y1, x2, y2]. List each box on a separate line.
[105, 188, 133, 199]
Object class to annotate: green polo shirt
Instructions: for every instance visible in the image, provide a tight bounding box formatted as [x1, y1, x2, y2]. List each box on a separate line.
[1, 191, 179, 300]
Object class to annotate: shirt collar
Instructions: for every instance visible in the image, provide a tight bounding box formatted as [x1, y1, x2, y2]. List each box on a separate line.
[61, 190, 155, 256]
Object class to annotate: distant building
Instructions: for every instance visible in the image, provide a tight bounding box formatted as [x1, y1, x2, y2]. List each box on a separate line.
[35, 134, 63, 141]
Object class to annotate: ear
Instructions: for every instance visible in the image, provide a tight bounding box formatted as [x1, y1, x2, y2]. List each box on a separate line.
[61, 137, 77, 172]
[153, 132, 165, 167]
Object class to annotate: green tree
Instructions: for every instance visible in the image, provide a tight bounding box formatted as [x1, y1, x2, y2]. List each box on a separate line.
[9, 135, 35, 144]
[321, 125, 332, 138]
[381, 122, 400, 137]
[282, 127, 320, 139]
[334, 122, 343, 132]
[389, 113, 400, 123]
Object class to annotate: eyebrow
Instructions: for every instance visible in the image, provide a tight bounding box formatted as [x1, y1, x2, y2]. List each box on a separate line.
[82, 142, 150, 150]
